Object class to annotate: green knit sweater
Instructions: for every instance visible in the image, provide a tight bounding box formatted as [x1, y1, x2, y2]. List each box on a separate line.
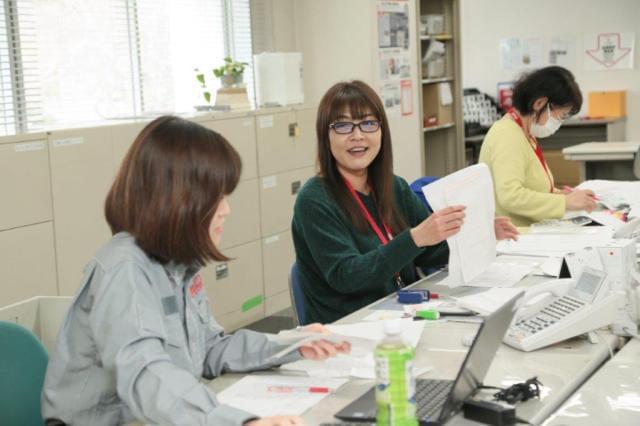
[291, 175, 449, 324]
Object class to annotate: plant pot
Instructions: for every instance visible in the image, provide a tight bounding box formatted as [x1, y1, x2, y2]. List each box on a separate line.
[233, 74, 244, 86]
[220, 74, 235, 88]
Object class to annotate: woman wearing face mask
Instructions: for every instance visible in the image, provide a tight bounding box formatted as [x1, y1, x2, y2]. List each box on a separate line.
[292, 81, 518, 324]
[479, 66, 597, 226]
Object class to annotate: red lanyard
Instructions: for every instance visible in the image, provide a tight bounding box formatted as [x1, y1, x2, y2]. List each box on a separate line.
[343, 177, 404, 287]
[508, 108, 554, 193]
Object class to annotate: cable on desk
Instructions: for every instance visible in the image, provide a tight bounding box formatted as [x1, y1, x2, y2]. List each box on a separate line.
[479, 377, 542, 405]
[594, 330, 614, 360]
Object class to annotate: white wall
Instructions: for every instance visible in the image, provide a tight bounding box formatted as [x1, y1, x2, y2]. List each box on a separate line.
[460, 0, 640, 141]
[263, 0, 425, 182]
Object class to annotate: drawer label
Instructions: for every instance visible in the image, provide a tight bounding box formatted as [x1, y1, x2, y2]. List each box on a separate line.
[53, 137, 84, 148]
[262, 176, 277, 189]
[15, 142, 44, 152]
[264, 235, 280, 245]
[258, 115, 274, 128]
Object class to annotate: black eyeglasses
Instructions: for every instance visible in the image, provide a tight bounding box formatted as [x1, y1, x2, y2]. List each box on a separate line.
[329, 119, 381, 134]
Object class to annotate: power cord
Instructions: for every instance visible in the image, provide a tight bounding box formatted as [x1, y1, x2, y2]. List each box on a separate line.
[479, 377, 542, 405]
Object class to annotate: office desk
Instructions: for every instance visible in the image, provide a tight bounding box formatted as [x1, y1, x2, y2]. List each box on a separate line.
[543, 337, 640, 425]
[562, 141, 640, 181]
[207, 272, 622, 425]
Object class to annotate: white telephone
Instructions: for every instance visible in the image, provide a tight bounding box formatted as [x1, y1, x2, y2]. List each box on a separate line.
[504, 267, 621, 352]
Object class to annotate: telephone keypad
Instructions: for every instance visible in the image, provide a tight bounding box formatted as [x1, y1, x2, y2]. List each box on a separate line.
[515, 296, 586, 336]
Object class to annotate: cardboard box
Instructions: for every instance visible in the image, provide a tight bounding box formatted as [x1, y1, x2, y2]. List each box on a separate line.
[588, 91, 626, 118]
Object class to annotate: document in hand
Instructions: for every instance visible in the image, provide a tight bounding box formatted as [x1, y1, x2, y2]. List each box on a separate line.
[270, 330, 377, 359]
[422, 164, 497, 286]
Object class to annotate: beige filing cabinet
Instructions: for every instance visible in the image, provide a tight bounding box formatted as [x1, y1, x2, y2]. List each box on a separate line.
[203, 116, 258, 181]
[110, 122, 146, 171]
[262, 230, 296, 316]
[0, 222, 57, 306]
[219, 179, 261, 250]
[255, 108, 317, 176]
[48, 127, 115, 295]
[0, 140, 52, 231]
[201, 240, 264, 331]
[259, 167, 315, 237]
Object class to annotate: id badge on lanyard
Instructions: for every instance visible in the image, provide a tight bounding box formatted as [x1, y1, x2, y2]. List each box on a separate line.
[343, 178, 405, 288]
[507, 108, 554, 193]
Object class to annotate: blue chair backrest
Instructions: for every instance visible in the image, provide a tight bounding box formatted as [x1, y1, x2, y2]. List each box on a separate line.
[410, 176, 439, 212]
[289, 263, 307, 326]
[0, 321, 49, 426]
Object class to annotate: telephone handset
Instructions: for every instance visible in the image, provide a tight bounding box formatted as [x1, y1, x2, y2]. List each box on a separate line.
[504, 267, 620, 352]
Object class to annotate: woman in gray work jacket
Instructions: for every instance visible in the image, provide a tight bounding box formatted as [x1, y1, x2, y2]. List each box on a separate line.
[41, 116, 350, 426]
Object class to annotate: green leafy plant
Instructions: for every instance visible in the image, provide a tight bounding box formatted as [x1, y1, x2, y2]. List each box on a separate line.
[194, 69, 211, 103]
[213, 56, 249, 78]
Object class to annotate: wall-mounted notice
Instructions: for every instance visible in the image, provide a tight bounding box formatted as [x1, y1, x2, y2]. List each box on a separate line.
[584, 32, 635, 70]
[549, 36, 576, 69]
[500, 37, 544, 69]
[377, 1, 409, 50]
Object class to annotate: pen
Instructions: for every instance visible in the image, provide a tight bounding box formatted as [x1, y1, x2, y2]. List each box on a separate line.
[267, 385, 330, 394]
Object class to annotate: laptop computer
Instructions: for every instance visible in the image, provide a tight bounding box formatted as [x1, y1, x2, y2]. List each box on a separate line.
[334, 292, 523, 425]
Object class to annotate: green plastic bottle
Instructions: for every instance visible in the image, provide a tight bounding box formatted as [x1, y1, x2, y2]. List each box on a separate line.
[374, 321, 418, 426]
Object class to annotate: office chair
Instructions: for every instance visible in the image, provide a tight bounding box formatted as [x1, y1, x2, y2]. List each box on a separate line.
[410, 176, 439, 212]
[0, 321, 49, 426]
[288, 263, 307, 326]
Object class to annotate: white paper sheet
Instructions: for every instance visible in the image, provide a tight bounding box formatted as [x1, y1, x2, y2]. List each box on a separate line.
[576, 180, 640, 218]
[496, 229, 612, 257]
[280, 320, 427, 379]
[465, 262, 535, 287]
[454, 288, 524, 315]
[422, 164, 497, 286]
[270, 331, 377, 359]
[216, 375, 348, 417]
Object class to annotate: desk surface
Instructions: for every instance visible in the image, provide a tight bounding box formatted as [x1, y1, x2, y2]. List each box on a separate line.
[563, 141, 640, 156]
[208, 272, 622, 425]
[543, 337, 640, 425]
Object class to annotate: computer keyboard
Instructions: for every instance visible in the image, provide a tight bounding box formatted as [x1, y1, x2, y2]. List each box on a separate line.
[415, 378, 454, 421]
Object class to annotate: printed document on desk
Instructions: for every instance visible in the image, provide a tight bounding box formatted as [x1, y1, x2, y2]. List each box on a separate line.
[216, 375, 348, 417]
[497, 228, 611, 257]
[577, 179, 640, 218]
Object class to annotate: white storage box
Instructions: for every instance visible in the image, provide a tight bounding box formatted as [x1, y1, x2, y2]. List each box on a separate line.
[0, 296, 72, 352]
[254, 52, 305, 107]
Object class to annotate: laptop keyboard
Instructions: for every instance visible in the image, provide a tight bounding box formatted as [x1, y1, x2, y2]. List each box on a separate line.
[415, 378, 454, 421]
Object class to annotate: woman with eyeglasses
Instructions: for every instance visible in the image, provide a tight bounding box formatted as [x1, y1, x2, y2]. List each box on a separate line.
[479, 66, 596, 227]
[291, 80, 518, 324]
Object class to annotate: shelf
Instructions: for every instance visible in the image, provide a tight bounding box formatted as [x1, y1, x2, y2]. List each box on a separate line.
[421, 77, 453, 84]
[420, 34, 453, 41]
[423, 122, 455, 132]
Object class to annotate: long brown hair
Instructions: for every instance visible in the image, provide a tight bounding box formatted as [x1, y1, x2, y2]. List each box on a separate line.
[105, 115, 241, 266]
[316, 80, 406, 234]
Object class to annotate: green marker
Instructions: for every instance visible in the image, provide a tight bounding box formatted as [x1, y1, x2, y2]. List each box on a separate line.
[415, 309, 440, 320]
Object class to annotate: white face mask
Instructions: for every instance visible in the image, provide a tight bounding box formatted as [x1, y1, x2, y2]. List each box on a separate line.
[530, 104, 563, 138]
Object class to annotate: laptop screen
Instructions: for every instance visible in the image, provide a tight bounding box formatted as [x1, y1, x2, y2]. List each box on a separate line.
[437, 292, 522, 423]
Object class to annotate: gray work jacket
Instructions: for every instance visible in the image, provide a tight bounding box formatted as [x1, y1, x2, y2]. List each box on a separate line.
[42, 232, 300, 425]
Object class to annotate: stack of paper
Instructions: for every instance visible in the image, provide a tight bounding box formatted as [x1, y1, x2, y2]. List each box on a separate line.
[454, 288, 524, 315]
[217, 375, 348, 416]
[279, 319, 426, 378]
[497, 228, 612, 257]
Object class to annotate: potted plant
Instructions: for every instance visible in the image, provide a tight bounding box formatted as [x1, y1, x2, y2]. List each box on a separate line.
[213, 56, 249, 88]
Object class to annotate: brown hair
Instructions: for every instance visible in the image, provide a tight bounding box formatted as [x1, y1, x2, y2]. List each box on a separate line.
[105, 115, 241, 266]
[316, 80, 406, 234]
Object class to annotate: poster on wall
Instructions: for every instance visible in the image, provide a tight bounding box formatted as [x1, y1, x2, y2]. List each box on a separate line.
[549, 36, 576, 69]
[499, 37, 544, 69]
[401, 79, 413, 116]
[377, 0, 410, 117]
[583, 32, 635, 70]
[377, 1, 409, 50]
[379, 48, 411, 81]
[380, 82, 401, 116]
